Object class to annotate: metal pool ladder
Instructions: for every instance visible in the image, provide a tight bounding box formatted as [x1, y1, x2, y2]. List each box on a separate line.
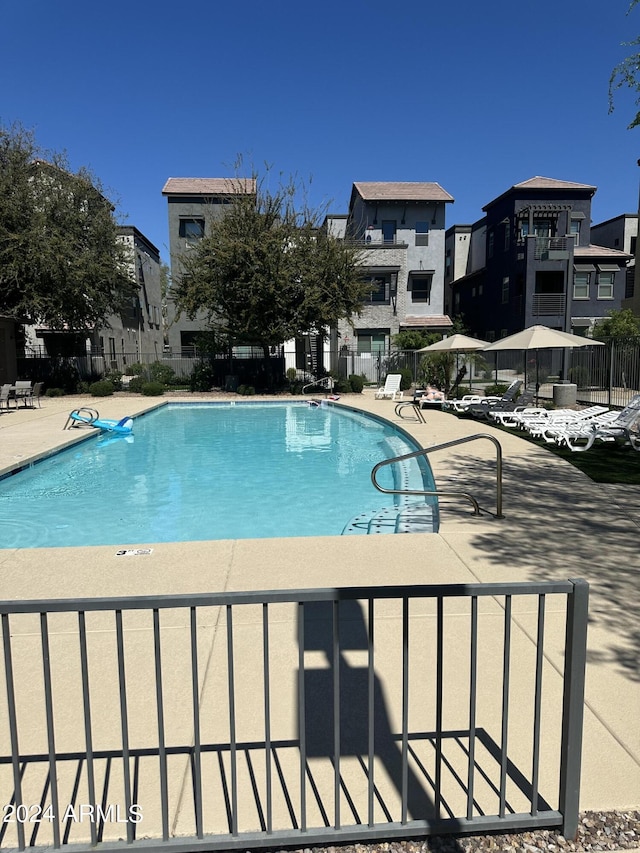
[371, 433, 505, 519]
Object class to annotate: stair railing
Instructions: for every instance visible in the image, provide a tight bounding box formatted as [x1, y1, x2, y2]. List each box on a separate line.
[302, 376, 334, 395]
[371, 433, 504, 519]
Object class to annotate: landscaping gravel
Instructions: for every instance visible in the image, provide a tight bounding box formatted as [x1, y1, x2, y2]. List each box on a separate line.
[258, 811, 640, 853]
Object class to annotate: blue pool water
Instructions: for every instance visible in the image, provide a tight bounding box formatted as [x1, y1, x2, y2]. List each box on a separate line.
[0, 402, 437, 548]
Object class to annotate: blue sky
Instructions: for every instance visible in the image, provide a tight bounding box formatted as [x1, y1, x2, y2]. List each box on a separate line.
[2, 0, 638, 262]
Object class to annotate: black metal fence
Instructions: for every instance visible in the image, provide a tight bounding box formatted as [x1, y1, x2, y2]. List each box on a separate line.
[16, 339, 640, 407]
[1, 580, 588, 852]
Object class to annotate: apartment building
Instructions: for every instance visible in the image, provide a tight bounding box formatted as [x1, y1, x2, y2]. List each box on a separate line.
[447, 177, 631, 341]
[335, 181, 455, 355]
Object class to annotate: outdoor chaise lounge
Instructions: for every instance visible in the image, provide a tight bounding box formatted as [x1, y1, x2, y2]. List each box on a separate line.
[463, 380, 525, 419]
[450, 379, 522, 416]
[490, 404, 602, 430]
[375, 374, 404, 400]
[559, 394, 640, 452]
[520, 406, 611, 442]
[413, 386, 446, 408]
[442, 394, 486, 413]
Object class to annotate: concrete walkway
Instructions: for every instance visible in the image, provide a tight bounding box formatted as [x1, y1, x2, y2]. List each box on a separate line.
[0, 390, 637, 847]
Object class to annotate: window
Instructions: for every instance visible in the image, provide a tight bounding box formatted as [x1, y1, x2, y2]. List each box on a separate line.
[533, 218, 553, 238]
[357, 332, 387, 354]
[488, 231, 494, 258]
[573, 271, 590, 299]
[179, 218, 205, 240]
[570, 219, 581, 244]
[382, 220, 396, 243]
[631, 236, 637, 255]
[415, 221, 429, 247]
[504, 221, 510, 252]
[626, 267, 635, 299]
[366, 274, 390, 304]
[409, 273, 433, 304]
[597, 271, 614, 299]
[501, 276, 509, 304]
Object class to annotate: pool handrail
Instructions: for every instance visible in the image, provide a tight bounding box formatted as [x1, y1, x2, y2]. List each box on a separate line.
[371, 433, 504, 519]
[302, 376, 334, 395]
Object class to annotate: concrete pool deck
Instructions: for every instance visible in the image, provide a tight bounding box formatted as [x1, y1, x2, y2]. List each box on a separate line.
[0, 390, 638, 843]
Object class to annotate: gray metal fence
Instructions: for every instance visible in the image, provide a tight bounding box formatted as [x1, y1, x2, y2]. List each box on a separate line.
[1, 580, 588, 852]
[16, 340, 640, 407]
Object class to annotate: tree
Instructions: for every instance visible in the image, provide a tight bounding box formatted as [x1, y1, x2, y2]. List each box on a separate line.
[0, 123, 135, 330]
[593, 307, 640, 338]
[609, 0, 640, 129]
[173, 170, 367, 367]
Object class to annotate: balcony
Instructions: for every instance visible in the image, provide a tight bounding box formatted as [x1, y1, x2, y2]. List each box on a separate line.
[346, 237, 409, 249]
[532, 293, 566, 316]
[532, 237, 572, 261]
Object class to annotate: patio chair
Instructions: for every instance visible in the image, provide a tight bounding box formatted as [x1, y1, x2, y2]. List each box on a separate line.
[13, 380, 33, 408]
[464, 380, 524, 419]
[413, 385, 446, 408]
[443, 394, 486, 413]
[0, 384, 12, 412]
[481, 387, 537, 421]
[374, 374, 404, 401]
[525, 408, 613, 444]
[515, 405, 609, 435]
[561, 394, 640, 452]
[25, 381, 44, 408]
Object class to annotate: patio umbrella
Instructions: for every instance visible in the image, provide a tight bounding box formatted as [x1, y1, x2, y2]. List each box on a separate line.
[482, 325, 603, 401]
[417, 334, 490, 393]
[417, 333, 490, 352]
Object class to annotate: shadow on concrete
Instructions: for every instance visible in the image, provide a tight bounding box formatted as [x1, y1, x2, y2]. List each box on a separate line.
[435, 444, 640, 683]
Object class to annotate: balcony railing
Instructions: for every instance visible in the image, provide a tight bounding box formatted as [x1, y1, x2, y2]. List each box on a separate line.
[532, 237, 572, 261]
[345, 238, 409, 248]
[531, 294, 567, 316]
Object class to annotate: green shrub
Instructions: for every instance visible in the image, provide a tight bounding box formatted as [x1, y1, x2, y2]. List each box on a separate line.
[334, 378, 351, 393]
[348, 374, 364, 393]
[148, 361, 176, 385]
[125, 362, 145, 377]
[104, 369, 123, 391]
[89, 380, 114, 397]
[483, 383, 509, 397]
[398, 368, 413, 391]
[189, 362, 216, 392]
[127, 376, 146, 393]
[141, 381, 165, 396]
[46, 387, 65, 397]
[237, 385, 256, 396]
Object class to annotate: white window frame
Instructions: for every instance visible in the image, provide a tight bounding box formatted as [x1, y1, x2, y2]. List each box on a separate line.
[573, 271, 590, 300]
[597, 272, 614, 300]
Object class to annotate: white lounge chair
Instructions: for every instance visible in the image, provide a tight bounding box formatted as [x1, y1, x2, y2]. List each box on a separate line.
[375, 374, 404, 400]
[561, 395, 640, 452]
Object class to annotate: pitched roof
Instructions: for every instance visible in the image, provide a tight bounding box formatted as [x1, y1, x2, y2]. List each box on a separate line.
[574, 244, 632, 260]
[161, 177, 256, 196]
[352, 182, 454, 203]
[513, 176, 597, 191]
[400, 315, 454, 328]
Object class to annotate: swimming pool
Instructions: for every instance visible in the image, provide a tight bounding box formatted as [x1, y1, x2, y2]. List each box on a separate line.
[0, 402, 438, 548]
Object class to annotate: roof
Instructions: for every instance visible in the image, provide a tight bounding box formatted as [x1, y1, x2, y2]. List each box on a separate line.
[352, 182, 454, 203]
[161, 177, 256, 196]
[513, 176, 597, 192]
[484, 176, 596, 211]
[574, 244, 632, 261]
[400, 315, 453, 328]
